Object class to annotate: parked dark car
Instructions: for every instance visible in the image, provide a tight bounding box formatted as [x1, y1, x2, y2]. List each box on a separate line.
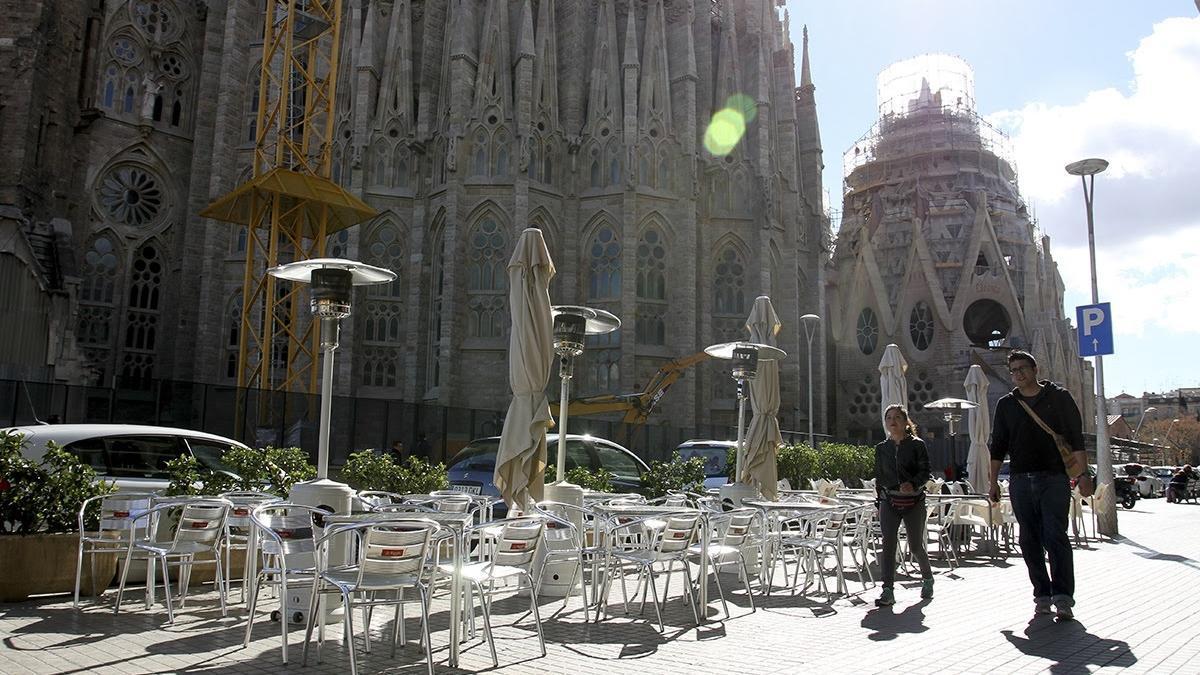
[446, 434, 649, 513]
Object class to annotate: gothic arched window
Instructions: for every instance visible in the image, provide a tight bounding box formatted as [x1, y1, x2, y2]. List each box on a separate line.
[224, 292, 242, 380]
[588, 225, 621, 300]
[713, 246, 746, 315]
[426, 223, 447, 389]
[122, 242, 164, 384]
[909, 301, 935, 351]
[857, 307, 879, 355]
[361, 221, 406, 359]
[471, 129, 488, 176]
[78, 237, 120, 354]
[635, 226, 667, 345]
[467, 218, 508, 338]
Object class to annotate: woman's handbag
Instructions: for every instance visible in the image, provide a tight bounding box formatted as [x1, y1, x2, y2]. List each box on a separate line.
[886, 490, 919, 512]
[1017, 399, 1086, 479]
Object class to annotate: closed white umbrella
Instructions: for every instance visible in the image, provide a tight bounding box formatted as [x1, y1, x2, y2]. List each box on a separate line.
[494, 228, 556, 510]
[964, 365, 992, 494]
[878, 343, 909, 434]
[744, 296, 783, 500]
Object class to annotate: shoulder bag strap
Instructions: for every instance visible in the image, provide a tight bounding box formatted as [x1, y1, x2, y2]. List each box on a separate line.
[1016, 398, 1057, 438]
[1016, 398, 1074, 464]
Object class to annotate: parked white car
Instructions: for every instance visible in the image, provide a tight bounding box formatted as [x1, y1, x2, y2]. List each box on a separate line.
[1119, 463, 1164, 498]
[4, 424, 250, 493]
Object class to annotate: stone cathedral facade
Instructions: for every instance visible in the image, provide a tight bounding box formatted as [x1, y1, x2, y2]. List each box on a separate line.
[826, 56, 1093, 440]
[0, 0, 829, 433]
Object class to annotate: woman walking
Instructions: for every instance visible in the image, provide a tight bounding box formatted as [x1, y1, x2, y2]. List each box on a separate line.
[873, 404, 934, 606]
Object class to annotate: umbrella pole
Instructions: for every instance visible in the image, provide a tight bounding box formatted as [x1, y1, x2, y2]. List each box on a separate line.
[736, 378, 747, 485]
[556, 355, 572, 483]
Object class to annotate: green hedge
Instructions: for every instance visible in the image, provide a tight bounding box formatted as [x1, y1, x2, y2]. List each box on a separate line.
[727, 442, 876, 490]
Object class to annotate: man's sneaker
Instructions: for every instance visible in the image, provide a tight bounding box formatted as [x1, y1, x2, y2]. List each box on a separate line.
[920, 577, 934, 599]
[1034, 597, 1054, 615]
[875, 587, 895, 606]
[1053, 595, 1075, 620]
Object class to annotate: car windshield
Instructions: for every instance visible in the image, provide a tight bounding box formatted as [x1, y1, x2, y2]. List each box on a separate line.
[678, 445, 730, 478]
[187, 439, 241, 475]
[450, 440, 501, 471]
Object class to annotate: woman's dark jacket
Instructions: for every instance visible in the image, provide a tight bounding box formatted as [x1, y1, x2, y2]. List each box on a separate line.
[874, 435, 932, 499]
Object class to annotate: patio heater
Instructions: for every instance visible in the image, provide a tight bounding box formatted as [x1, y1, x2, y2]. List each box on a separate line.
[924, 397, 978, 475]
[540, 305, 619, 598]
[268, 258, 395, 622]
[704, 340, 786, 505]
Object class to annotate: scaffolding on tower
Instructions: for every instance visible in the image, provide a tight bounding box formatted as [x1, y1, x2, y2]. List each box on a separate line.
[200, 0, 375, 423]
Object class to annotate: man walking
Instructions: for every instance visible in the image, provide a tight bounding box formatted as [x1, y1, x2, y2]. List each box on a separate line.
[989, 350, 1088, 619]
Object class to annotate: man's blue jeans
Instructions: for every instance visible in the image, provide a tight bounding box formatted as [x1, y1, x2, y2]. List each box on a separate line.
[1009, 470, 1074, 601]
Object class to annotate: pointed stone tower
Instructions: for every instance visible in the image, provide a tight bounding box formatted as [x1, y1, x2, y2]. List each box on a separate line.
[3, 0, 830, 457]
[827, 54, 1093, 445]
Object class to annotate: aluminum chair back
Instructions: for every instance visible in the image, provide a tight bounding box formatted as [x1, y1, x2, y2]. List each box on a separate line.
[493, 519, 545, 568]
[253, 504, 325, 559]
[657, 514, 700, 554]
[93, 493, 156, 541]
[716, 508, 757, 548]
[172, 500, 230, 548]
[360, 522, 433, 579]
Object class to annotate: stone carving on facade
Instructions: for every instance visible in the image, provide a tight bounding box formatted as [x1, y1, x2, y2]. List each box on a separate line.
[518, 134, 531, 172]
[445, 135, 457, 172]
[140, 73, 165, 121]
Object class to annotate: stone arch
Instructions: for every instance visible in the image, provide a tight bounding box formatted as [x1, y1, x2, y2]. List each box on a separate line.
[463, 205, 512, 339]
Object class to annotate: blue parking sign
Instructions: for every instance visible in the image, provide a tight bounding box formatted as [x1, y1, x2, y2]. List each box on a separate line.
[1076, 303, 1114, 357]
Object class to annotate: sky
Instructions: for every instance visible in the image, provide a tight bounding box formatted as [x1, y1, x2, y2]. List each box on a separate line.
[786, 0, 1200, 398]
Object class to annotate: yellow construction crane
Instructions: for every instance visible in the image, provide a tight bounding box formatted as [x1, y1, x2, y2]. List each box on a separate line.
[550, 351, 712, 428]
[200, 0, 375, 397]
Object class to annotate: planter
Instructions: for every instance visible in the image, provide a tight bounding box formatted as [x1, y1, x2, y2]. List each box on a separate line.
[0, 533, 116, 603]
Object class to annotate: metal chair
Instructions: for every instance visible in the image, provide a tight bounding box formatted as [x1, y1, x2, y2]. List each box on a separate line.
[114, 498, 232, 624]
[600, 511, 702, 632]
[688, 507, 760, 618]
[219, 490, 279, 603]
[242, 503, 328, 665]
[74, 492, 157, 608]
[533, 500, 600, 622]
[783, 508, 850, 597]
[303, 517, 446, 675]
[436, 515, 548, 668]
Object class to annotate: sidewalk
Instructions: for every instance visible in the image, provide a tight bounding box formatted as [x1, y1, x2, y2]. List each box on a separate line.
[2, 497, 1198, 674]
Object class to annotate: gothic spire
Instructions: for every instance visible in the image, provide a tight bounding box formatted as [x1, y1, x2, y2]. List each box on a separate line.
[473, 0, 513, 120]
[638, 0, 671, 134]
[532, 0, 560, 129]
[374, 0, 414, 133]
[585, 0, 622, 132]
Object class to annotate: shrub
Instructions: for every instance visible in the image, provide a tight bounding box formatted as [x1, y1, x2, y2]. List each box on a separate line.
[338, 450, 448, 494]
[166, 445, 316, 497]
[0, 431, 116, 534]
[641, 452, 706, 498]
[544, 464, 615, 492]
[773, 442, 875, 489]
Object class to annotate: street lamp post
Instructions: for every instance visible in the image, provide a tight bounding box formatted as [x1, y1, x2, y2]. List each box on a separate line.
[1135, 406, 1158, 438]
[800, 314, 821, 448]
[1066, 157, 1115, 535]
[1167, 418, 1182, 463]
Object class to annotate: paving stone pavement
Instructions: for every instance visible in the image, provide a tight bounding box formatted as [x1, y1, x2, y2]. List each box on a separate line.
[2, 497, 1198, 674]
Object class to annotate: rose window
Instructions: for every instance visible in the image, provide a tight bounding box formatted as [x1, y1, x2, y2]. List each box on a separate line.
[99, 166, 164, 227]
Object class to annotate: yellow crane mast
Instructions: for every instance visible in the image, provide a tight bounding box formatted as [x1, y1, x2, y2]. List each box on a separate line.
[200, 0, 375, 398]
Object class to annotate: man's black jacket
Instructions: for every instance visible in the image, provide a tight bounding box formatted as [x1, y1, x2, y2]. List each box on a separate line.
[989, 380, 1084, 474]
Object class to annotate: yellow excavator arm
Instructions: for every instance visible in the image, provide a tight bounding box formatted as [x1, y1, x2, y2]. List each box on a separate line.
[549, 351, 712, 426]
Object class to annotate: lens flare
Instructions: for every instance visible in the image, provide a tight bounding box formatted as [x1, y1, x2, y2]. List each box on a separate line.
[704, 108, 746, 156]
[704, 94, 757, 156]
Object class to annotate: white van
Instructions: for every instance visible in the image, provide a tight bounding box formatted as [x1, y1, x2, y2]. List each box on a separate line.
[4, 424, 250, 493]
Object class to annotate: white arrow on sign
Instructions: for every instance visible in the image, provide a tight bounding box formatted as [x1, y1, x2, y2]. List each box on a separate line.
[1093, 338, 1099, 351]
[1081, 307, 1105, 336]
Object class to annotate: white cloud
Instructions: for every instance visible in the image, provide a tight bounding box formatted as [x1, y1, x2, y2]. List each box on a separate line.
[1054, 226, 1200, 339]
[989, 16, 1200, 340]
[989, 16, 1200, 248]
